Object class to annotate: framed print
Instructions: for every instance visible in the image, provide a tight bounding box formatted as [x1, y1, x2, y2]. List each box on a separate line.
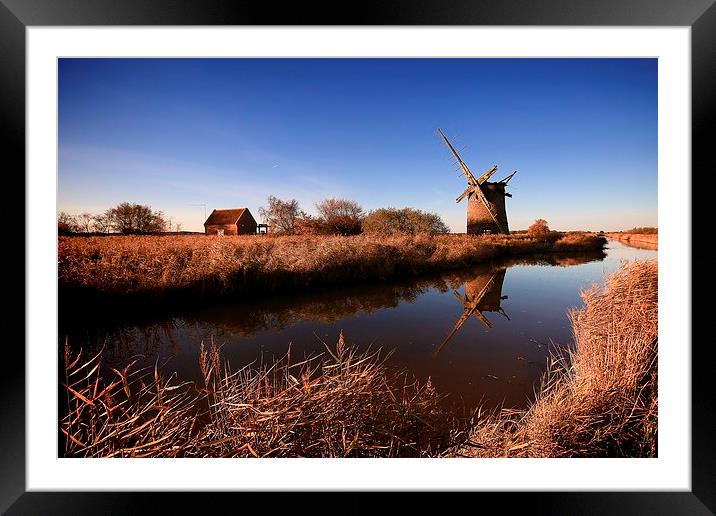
[3, 0, 713, 513]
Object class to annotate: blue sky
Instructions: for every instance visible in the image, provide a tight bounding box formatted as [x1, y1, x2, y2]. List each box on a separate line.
[58, 58, 657, 232]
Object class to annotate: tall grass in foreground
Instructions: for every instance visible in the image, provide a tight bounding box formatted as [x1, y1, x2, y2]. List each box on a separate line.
[61, 335, 462, 458]
[61, 260, 657, 458]
[448, 260, 658, 457]
[59, 232, 605, 303]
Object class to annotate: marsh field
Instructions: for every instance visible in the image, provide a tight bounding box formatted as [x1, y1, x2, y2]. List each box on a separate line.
[58, 234, 658, 458]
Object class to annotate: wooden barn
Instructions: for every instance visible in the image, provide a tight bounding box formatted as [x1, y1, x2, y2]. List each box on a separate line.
[204, 208, 257, 236]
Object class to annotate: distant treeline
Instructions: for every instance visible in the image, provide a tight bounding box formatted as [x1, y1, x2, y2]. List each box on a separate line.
[59, 202, 182, 235]
[259, 196, 449, 236]
[624, 227, 658, 234]
[59, 197, 451, 237]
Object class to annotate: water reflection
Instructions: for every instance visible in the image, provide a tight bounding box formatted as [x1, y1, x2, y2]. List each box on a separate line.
[434, 267, 509, 356]
[60, 247, 638, 410]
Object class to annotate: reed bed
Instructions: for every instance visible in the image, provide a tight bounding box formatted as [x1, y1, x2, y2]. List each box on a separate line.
[448, 260, 658, 457]
[61, 334, 463, 458]
[59, 232, 605, 303]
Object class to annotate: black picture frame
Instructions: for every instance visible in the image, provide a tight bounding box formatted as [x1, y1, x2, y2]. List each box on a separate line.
[3, 0, 712, 513]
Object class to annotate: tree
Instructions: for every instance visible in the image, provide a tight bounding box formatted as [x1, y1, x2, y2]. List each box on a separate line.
[527, 218, 551, 238]
[258, 196, 304, 235]
[315, 197, 365, 236]
[58, 212, 79, 234]
[91, 212, 113, 234]
[76, 212, 94, 233]
[362, 207, 450, 236]
[106, 202, 169, 234]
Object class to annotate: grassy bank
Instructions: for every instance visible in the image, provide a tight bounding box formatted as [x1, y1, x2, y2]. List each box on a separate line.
[607, 232, 658, 250]
[447, 260, 658, 457]
[59, 232, 605, 303]
[61, 259, 656, 458]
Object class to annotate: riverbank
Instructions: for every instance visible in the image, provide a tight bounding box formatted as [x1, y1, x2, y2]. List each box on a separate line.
[447, 259, 658, 457]
[59, 232, 606, 304]
[607, 232, 658, 250]
[60, 259, 656, 458]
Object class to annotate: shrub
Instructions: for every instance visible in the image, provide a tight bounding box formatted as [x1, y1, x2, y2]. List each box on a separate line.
[527, 219, 551, 238]
[294, 214, 328, 235]
[315, 198, 365, 236]
[362, 207, 450, 236]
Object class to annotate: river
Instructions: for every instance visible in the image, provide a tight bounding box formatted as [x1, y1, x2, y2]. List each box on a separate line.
[59, 239, 656, 412]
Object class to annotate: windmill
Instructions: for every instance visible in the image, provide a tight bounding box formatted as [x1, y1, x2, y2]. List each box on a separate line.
[437, 128, 517, 234]
[433, 268, 510, 357]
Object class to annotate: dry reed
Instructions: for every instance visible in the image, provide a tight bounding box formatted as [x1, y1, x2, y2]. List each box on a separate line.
[449, 260, 658, 457]
[59, 232, 605, 303]
[61, 334, 461, 458]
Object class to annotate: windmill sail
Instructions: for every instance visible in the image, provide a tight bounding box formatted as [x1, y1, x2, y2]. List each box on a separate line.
[438, 128, 507, 234]
[477, 165, 498, 185]
[438, 128, 478, 186]
[433, 272, 500, 357]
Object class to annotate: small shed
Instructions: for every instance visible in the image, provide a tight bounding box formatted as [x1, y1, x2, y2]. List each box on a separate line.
[204, 208, 257, 236]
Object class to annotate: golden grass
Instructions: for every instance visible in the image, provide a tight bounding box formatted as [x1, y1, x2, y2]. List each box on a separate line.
[61, 334, 463, 458]
[448, 260, 658, 457]
[59, 232, 605, 302]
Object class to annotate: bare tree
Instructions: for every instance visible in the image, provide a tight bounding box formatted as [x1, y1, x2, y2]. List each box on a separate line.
[75, 212, 94, 233]
[91, 212, 113, 233]
[106, 202, 169, 234]
[315, 198, 365, 236]
[58, 212, 79, 234]
[258, 196, 304, 235]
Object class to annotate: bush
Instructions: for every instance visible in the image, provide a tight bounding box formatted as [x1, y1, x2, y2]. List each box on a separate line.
[315, 198, 365, 236]
[527, 219, 551, 238]
[294, 214, 328, 236]
[362, 207, 450, 236]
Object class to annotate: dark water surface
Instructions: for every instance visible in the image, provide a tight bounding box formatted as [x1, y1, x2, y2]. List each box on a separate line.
[60, 240, 656, 411]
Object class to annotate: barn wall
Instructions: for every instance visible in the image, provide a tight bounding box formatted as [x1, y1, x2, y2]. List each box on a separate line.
[205, 224, 238, 236]
[236, 210, 258, 235]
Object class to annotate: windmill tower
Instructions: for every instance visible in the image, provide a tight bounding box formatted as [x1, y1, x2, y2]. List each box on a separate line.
[437, 128, 517, 234]
[433, 268, 510, 357]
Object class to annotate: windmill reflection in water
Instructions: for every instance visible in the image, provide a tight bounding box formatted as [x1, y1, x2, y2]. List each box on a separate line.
[433, 267, 510, 357]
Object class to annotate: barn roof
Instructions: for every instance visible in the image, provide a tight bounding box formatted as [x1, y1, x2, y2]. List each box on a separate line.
[204, 208, 247, 226]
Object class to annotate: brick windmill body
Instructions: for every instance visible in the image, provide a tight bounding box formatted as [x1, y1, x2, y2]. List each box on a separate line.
[438, 128, 517, 234]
